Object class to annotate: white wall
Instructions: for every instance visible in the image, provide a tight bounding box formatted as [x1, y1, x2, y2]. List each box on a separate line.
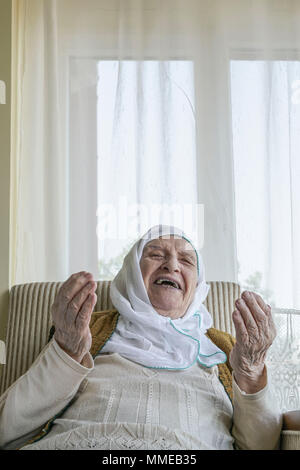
[0, 0, 11, 363]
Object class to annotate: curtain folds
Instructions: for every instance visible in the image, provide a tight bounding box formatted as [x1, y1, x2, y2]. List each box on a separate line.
[10, 0, 67, 286]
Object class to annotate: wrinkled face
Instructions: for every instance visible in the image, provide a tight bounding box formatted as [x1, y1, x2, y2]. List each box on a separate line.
[140, 236, 198, 320]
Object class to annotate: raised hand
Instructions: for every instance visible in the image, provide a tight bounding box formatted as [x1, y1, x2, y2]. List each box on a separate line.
[229, 290, 276, 393]
[52, 271, 97, 363]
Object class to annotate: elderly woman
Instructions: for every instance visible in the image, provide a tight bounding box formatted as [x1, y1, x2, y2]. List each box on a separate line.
[0, 225, 281, 450]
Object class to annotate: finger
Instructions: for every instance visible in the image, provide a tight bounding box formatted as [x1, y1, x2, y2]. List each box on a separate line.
[75, 293, 97, 328]
[232, 309, 248, 344]
[235, 297, 258, 331]
[241, 291, 268, 326]
[251, 294, 276, 336]
[251, 292, 272, 316]
[66, 280, 97, 323]
[58, 272, 94, 309]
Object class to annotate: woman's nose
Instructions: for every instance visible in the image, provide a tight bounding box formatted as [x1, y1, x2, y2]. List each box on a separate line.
[162, 256, 180, 272]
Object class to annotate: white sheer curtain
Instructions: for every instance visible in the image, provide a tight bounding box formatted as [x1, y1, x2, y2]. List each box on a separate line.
[10, 0, 67, 285]
[96, 60, 198, 278]
[231, 60, 300, 310]
[11, 0, 300, 294]
[266, 308, 300, 412]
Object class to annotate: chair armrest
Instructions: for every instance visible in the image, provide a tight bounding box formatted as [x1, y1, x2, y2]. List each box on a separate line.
[283, 411, 300, 431]
[281, 412, 300, 450]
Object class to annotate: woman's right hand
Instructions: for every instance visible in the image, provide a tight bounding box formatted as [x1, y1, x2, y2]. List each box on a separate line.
[52, 271, 97, 363]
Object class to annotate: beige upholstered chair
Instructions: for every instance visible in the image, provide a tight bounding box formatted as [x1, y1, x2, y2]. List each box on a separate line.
[0, 280, 299, 449]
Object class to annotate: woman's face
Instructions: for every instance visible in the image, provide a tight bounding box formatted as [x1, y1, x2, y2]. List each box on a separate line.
[140, 236, 198, 319]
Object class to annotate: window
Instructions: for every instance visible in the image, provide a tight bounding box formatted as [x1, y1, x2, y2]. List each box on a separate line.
[96, 60, 199, 279]
[69, 59, 200, 280]
[230, 60, 300, 309]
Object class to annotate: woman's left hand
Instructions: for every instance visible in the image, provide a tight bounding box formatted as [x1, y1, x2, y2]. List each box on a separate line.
[229, 291, 276, 393]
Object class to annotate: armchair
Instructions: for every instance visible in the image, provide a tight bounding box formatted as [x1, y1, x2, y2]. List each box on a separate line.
[0, 280, 299, 449]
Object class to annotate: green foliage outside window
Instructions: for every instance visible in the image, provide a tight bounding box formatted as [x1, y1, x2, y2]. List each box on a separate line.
[241, 271, 275, 307]
[98, 241, 136, 280]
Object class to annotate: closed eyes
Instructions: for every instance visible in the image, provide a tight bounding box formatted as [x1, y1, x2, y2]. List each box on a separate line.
[150, 253, 194, 265]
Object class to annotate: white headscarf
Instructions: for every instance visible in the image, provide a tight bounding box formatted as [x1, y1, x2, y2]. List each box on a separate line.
[100, 225, 227, 369]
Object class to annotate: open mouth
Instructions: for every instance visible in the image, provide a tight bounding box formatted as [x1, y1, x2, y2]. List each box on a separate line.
[153, 278, 181, 290]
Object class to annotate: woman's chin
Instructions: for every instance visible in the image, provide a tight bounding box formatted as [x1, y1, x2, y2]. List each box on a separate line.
[148, 288, 184, 318]
[151, 300, 183, 318]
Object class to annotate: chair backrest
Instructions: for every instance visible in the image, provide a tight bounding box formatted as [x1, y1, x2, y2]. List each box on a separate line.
[0, 280, 240, 395]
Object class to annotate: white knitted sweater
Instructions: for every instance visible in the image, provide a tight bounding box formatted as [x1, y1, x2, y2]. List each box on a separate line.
[0, 338, 282, 450]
